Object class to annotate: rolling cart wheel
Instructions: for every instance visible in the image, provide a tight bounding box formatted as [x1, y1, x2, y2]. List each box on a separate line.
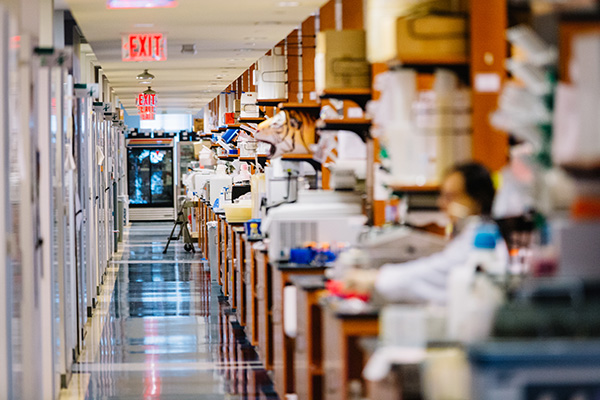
[184, 243, 194, 252]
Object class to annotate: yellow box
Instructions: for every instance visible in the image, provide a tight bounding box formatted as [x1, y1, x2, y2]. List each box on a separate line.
[396, 14, 468, 62]
[316, 29, 371, 92]
[193, 118, 204, 132]
[224, 203, 253, 223]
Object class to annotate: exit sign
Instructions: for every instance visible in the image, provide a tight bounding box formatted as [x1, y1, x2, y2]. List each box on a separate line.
[136, 93, 156, 107]
[122, 33, 167, 62]
[139, 107, 155, 120]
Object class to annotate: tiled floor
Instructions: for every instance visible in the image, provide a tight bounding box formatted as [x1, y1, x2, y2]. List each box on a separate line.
[62, 222, 277, 400]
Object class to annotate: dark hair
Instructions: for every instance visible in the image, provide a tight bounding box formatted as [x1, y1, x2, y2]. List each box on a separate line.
[447, 162, 495, 216]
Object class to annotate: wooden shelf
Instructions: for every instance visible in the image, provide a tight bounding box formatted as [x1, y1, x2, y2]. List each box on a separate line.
[218, 126, 228, 132]
[211, 129, 220, 133]
[227, 124, 242, 129]
[281, 153, 314, 159]
[393, 55, 469, 66]
[318, 88, 372, 110]
[219, 154, 239, 161]
[239, 117, 266, 123]
[319, 88, 371, 96]
[277, 102, 321, 118]
[278, 102, 321, 110]
[240, 155, 268, 161]
[561, 162, 600, 179]
[317, 118, 372, 142]
[240, 155, 269, 167]
[388, 184, 440, 194]
[280, 154, 322, 170]
[257, 98, 288, 107]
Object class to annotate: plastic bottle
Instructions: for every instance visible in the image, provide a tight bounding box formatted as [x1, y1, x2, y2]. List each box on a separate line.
[234, 162, 251, 184]
[469, 223, 506, 276]
[447, 223, 506, 343]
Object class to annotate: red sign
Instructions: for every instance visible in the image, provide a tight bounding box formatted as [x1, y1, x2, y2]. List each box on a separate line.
[122, 33, 167, 62]
[139, 106, 155, 120]
[137, 92, 157, 120]
[136, 93, 156, 108]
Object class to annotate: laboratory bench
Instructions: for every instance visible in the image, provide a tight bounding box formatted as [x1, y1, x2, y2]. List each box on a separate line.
[197, 204, 381, 400]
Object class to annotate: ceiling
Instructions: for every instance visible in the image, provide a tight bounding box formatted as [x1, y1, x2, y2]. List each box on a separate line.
[64, 0, 328, 115]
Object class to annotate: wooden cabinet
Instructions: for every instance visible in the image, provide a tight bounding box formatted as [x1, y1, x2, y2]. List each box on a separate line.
[255, 249, 273, 370]
[245, 239, 260, 346]
[233, 227, 246, 325]
[323, 307, 379, 400]
[292, 276, 327, 400]
[271, 263, 328, 397]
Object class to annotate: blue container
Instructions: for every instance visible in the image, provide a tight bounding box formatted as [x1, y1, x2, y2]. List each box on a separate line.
[290, 248, 315, 265]
[222, 128, 239, 144]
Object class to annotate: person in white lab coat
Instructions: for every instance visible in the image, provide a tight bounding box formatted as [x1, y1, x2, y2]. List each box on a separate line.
[346, 162, 506, 304]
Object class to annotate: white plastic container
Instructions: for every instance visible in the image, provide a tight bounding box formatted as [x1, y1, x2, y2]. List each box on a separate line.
[207, 164, 232, 207]
[256, 54, 286, 100]
[199, 146, 216, 167]
[240, 92, 259, 118]
[192, 170, 214, 199]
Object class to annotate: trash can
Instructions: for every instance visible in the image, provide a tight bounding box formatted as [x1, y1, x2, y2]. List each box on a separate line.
[207, 221, 219, 282]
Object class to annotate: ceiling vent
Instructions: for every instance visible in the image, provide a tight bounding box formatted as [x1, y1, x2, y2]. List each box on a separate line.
[181, 44, 197, 55]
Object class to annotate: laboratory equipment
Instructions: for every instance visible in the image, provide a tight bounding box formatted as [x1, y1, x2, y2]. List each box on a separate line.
[263, 190, 366, 262]
[358, 226, 447, 269]
[126, 138, 176, 221]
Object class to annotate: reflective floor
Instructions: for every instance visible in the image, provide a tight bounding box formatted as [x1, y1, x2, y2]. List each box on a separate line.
[67, 222, 277, 400]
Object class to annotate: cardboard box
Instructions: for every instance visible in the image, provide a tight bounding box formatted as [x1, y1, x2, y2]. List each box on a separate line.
[315, 29, 371, 92]
[396, 14, 468, 62]
[193, 118, 204, 132]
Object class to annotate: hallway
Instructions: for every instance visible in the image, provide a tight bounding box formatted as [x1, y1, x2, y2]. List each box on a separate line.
[62, 222, 277, 400]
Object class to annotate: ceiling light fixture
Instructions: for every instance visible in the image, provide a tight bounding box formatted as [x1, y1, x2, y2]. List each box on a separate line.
[107, 0, 177, 9]
[254, 21, 282, 25]
[277, 1, 300, 6]
[143, 86, 157, 95]
[181, 44, 197, 55]
[136, 69, 155, 81]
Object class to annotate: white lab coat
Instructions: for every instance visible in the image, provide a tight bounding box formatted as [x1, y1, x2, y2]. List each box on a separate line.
[374, 217, 507, 304]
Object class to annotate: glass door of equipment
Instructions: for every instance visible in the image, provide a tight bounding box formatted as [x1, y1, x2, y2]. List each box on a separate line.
[127, 147, 174, 208]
